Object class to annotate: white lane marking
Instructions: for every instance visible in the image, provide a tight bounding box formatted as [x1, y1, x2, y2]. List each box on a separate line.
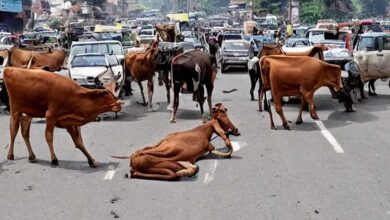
[231, 141, 240, 152]
[231, 141, 248, 152]
[314, 120, 344, 154]
[203, 160, 218, 184]
[103, 170, 116, 180]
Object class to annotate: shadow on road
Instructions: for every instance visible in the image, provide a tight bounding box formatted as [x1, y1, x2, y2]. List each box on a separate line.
[32, 159, 119, 173]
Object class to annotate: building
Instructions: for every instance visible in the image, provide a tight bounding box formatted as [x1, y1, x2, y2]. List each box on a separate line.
[0, 0, 31, 33]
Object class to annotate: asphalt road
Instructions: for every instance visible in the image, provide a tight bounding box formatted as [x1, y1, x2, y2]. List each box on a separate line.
[0, 68, 390, 220]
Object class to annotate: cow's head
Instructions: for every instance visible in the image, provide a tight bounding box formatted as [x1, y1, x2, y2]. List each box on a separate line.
[328, 65, 354, 112]
[91, 87, 123, 113]
[145, 39, 160, 62]
[212, 103, 240, 136]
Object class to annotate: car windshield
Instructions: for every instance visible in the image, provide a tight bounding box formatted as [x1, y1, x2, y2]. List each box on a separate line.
[224, 42, 248, 50]
[71, 55, 106, 67]
[224, 34, 242, 40]
[72, 43, 123, 56]
[358, 37, 376, 51]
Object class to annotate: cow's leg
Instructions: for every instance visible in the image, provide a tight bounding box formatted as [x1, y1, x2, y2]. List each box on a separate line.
[147, 79, 154, 112]
[358, 79, 366, 99]
[176, 161, 199, 177]
[274, 96, 290, 130]
[170, 82, 182, 123]
[20, 115, 36, 162]
[66, 126, 98, 167]
[305, 92, 319, 120]
[7, 112, 21, 160]
[368, 79, 377, 96]
[296, 96, 306, 125]
[263, 90, 275, 129]
[44, 118, 58, 165]
[131, 168, 179, 180]
[249, 68, 259, 101]
[165, 77, 171, 104]
[137, 81, 147, 106]
[198, 86, 206, 123]
[258, 79, 264, 112]
[205, 83, 214, 117]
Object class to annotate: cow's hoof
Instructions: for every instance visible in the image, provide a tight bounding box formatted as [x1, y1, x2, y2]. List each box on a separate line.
[51, 159, 59, 166]
[190, 165, 200, 177]
[170, 119, 176, 123]
[283, 123, 291, 130]
[295, 119, 303, 125]
[345, 109, 355, 113]
[368, 92, 377, 96]
[88, 159, 99, 168]
[271, 126, 277, 130]
[28, 155, 37, 163]
[147, 108, 154, 112]
[311, 115, 319, 120]
[7, 154, 14, 160]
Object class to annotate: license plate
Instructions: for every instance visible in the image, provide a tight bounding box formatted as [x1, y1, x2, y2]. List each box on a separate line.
[341, 70, 348, 78]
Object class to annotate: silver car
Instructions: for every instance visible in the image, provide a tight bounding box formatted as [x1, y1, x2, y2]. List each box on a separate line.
[69, 53, 124, 97]
[220, 40, 251, 72]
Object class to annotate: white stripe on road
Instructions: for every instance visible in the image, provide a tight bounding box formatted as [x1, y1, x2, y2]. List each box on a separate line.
[231, 141, 240, 152]
[204, 160, 218, 184]
[103, 170, 116, 180]
[231, 141, 248, 152]
[314, 120, 345, 154]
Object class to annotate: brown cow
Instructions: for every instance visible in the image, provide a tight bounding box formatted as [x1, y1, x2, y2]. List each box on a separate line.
[7, 47, 65, 71]
[124, 40, 159, 111]
[255, 45, 326, 111]
[260, 56, 353, 130]
[4, 67, 122, 167]
[113, 103, 240, 181]
[155, 24, 184, 42]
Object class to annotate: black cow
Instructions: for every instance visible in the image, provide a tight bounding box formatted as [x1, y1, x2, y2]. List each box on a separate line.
[170, 50, 217, 123]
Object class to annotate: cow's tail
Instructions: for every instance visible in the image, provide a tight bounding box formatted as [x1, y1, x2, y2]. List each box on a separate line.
[111, 155, 131, 159]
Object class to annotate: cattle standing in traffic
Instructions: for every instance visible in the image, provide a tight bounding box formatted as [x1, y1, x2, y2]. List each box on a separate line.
[254, 45, 326, 111]
[170, 50, 217, 123]
[0, 47, 66, 113]
[155, 44, 184, 104]
[249, 44, 283, 107]
[155, 23, 184, 42]
[260, 56, 353, 130]
[4, 67, 122, 167]
[124, 40, 159, 111]
[113, 103, 240, 181]
[7, 47, 65, 71]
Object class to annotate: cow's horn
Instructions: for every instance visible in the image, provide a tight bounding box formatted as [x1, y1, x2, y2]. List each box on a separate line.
[211, 147, 232, 158]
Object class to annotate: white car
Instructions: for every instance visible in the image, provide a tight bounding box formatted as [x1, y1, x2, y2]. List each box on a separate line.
[67, 40, 124, 67]
[353, 32, 390, 83]
[69, 53, 124, 97]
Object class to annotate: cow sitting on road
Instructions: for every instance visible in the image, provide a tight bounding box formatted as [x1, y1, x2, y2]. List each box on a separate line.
[113, 103, 240, 181]
[260, 56, 353, 130]
[4, 67, 122, 167]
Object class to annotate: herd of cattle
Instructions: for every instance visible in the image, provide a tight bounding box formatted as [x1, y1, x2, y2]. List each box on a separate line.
[0, 30, 388, 180]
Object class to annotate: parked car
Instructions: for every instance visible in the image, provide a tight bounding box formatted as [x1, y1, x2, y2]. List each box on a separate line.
[182, 31, 203, 50]
[67, 40, 124, 67]
[69, 53, 124, 97]
[285, 38, 312, 47]
[220, 39, 251, 72]
[353, 32, 390, 83]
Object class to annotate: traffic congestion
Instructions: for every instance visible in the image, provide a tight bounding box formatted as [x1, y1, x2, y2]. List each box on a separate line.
[1, 0, 390, 219]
